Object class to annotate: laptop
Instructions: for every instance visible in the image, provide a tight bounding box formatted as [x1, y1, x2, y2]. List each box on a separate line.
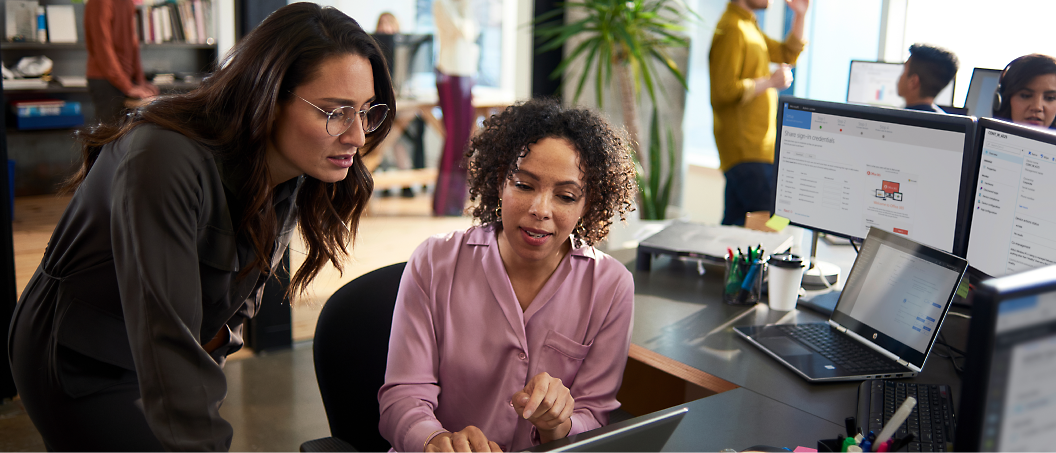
[524, 407, 688, 452]
[734, 227, 968, 382]
[955, 265, 1056, 452]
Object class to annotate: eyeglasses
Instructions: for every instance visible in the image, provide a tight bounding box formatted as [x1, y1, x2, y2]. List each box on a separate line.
[290, 92, 389, 136]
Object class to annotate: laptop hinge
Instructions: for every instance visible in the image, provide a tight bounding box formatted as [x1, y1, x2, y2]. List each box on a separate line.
[828, 319, 846, 333]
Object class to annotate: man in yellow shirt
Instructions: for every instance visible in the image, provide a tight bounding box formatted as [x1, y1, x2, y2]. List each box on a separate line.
[710, 0, 809, 226]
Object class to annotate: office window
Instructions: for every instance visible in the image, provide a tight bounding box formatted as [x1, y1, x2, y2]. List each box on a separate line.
[897, 0, 1056, 107]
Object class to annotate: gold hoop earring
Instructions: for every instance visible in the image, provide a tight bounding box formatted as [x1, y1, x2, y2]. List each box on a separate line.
[574, 219, 586, 237]
[494, 199, 502, 220]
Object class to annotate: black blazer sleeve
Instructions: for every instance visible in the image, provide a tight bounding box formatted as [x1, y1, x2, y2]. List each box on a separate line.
[110, 127, 233, 451]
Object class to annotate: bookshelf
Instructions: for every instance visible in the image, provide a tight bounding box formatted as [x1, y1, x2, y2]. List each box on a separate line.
[1, 1, 219, 196]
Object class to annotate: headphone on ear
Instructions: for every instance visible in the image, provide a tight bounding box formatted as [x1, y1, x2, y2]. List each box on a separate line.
[993, 61, 1013, 115]
[993, 57, 1026, 115]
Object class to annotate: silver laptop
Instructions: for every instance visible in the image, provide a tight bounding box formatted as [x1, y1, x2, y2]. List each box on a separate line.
[735, 227, 968, 382]
[524, 407, 687, 452]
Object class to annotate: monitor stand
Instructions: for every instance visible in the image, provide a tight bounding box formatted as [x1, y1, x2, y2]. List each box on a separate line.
[797, 231, 842, 316]
[802, 230, 840, 288]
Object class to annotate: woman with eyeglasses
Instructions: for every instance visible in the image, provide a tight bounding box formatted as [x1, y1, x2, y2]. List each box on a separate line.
[7, 3, 393, 451]
[379, 98, 638, 452]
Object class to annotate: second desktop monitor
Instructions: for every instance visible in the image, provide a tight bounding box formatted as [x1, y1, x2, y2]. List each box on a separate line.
[772, 96, 978, 255]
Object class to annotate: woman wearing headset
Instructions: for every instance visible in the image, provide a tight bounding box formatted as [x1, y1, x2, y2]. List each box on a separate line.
[992, 54, 1056, 129]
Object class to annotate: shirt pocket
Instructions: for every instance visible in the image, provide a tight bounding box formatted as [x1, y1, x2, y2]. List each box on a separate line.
[197, 226, 238, 305]
[537, 329, 593, 388]
[197, 226, 239, 272]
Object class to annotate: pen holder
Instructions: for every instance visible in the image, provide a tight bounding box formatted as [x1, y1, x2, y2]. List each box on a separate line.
[723, 255, 765, 305]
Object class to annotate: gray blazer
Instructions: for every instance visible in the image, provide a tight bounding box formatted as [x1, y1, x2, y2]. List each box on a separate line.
[14, 124, 301, 450]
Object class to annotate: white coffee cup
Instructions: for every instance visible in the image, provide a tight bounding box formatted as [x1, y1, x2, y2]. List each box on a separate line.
[767, 253, 805, 311]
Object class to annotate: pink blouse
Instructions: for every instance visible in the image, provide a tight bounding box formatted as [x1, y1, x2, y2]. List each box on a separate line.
[378, 225, 634, 452]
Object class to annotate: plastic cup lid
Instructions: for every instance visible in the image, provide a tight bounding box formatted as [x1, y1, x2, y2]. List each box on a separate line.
[768, 253, 804, 268]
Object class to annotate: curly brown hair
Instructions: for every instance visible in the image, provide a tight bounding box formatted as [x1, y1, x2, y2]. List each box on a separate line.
[465, 98, 637, 247]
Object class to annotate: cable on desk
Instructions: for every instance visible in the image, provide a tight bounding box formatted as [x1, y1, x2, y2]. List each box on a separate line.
[934, 331, 965, 375]
[851, 240, 860, 255]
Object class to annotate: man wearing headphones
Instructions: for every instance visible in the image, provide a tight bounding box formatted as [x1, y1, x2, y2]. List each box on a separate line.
[896, 44, 958, 113]
[992, 54, 1056, 129]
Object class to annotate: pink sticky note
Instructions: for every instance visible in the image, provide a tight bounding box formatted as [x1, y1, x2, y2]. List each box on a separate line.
[793, 447, 817, 453]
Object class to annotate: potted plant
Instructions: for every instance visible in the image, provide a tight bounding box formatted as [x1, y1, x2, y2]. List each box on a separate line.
[535, 0, 694, 220]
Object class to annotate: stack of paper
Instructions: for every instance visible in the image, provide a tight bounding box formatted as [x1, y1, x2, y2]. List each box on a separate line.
[54, 75, 88, 88]
[4, 78, 49, 90]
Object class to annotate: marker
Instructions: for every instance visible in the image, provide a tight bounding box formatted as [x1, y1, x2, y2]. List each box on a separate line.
[889, 433, 915, 452]
[845, 417, 857, 437]
[872, 397, 916, 451]
[841, 437, 856, 452]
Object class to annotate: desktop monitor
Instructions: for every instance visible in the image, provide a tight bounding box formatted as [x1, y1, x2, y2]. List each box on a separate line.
[846, 60, 955, 109]
[963, 67, 1003, 118]
[955, 264, 1056, 452]
[773, 96, 978, 254]
[370, 33, 433, 96]
[964, 118, 1056, 278]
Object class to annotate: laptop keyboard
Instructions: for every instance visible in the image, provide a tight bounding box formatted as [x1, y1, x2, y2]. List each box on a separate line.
[858, 380, 956, 452]
[777, 323, 906, 374]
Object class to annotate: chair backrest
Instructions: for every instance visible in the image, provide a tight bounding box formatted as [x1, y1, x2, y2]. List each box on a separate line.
[313, 262, 406, 452]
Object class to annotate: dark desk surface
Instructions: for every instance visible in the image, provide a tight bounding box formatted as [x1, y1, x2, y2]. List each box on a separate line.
[661, 388, 844, 451]
[630, 252, 968, 426]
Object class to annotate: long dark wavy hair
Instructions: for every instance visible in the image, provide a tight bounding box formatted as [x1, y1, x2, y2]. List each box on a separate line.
[465, 98, 637, 247]
[65, 2, 395, 295]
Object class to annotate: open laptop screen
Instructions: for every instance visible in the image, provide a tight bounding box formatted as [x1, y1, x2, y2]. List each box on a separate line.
[831, 228, 967, 368]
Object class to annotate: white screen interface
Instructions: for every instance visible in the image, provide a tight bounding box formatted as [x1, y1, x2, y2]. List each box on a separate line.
[847, 61, 954, 108]
[844, 243, 961, 353]
[965, 69, 1001, 117]
[981, 293, 1056, 451]
[776, 104, 966, 252]
[967, 129, 1056, 276]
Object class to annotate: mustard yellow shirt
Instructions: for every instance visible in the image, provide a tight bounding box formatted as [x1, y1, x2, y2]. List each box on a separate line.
[710, 3, 805, 172]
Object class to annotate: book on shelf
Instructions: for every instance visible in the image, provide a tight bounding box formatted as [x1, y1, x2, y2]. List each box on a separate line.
[10, 99, 84, 130]
[5, 1, 40, 42]
[136, 0, 213, 45]
[44, 5, 77, 43]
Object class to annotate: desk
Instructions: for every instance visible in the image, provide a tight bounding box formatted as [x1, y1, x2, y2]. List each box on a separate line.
[629, 253, 968, 427]
[531, 388, 843, 451]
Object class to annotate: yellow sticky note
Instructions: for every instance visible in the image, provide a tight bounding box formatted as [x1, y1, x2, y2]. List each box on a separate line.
[765, 215, 790, 232]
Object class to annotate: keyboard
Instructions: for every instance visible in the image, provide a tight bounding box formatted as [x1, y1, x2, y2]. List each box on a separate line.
[777, 323, 906, 374]
[856, 380, 956, 452]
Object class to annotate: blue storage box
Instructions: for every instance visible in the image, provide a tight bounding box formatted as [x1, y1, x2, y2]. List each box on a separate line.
[12, 100, 84, 130]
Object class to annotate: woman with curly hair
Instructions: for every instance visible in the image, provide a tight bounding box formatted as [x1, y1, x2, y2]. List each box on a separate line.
[379, 98, 638, 452]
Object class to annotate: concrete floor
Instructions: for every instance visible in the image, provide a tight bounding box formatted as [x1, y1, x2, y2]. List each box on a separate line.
[222, 342, 331, 452]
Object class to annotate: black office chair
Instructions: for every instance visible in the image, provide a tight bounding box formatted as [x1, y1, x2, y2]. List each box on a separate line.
[300, 262, 407, 452]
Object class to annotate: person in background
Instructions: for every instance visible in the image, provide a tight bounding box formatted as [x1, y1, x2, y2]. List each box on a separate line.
[8, 4, 393, 450]
[897, 43, 959, 113]
[710, 0, 810, 227]
[84, 0, 159, 124]
[992, 54, 1056, 129]
[379, 98, 637, 452]
[432, 0, 479, 216]
[376, 11, 400, 34]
